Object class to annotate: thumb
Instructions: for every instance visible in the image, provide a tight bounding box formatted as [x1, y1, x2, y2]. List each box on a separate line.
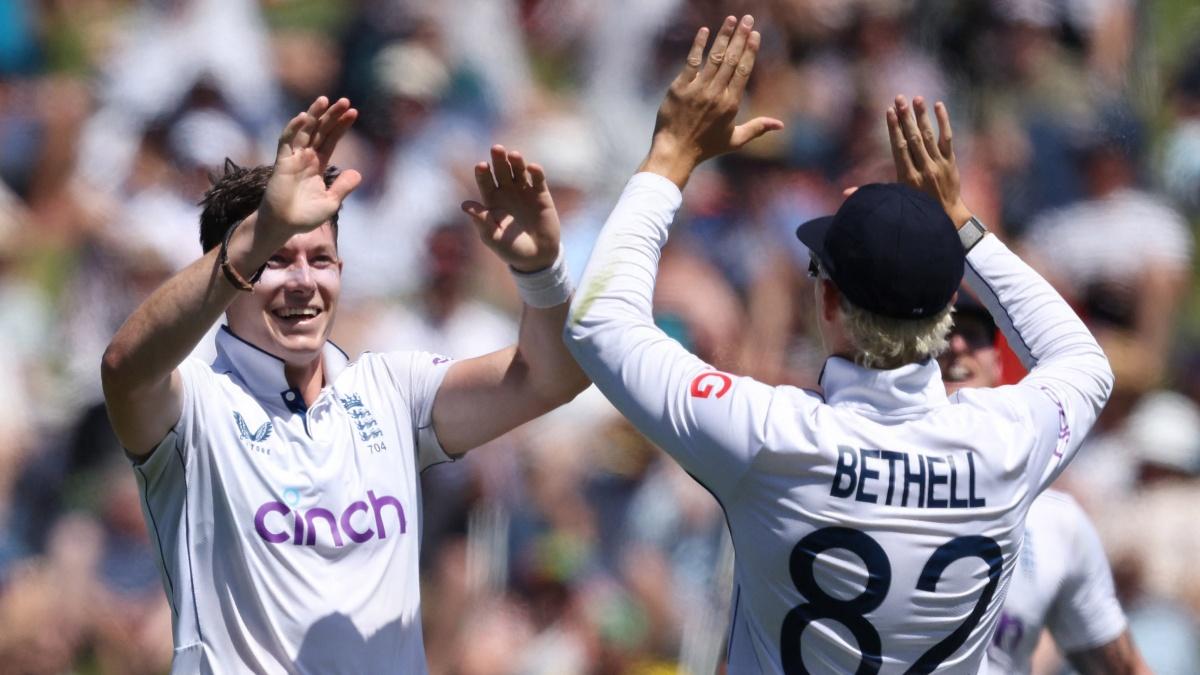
[328, 169, 362, 202]
[731, 117, 785, 149]
[461, 200, 497, 237]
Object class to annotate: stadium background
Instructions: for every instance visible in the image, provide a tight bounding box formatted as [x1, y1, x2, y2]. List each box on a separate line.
[1, 0, 1199, 672]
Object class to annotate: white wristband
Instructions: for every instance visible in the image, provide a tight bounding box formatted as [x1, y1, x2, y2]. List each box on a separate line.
[511, 248, 573, 308]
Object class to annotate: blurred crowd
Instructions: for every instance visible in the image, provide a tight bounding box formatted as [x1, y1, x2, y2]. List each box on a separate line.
[1, 0, 1199, 673]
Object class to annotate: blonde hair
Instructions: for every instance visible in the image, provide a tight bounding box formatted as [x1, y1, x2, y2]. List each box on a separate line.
[816, 262, 954, 369]
[840, 299, 954, 369]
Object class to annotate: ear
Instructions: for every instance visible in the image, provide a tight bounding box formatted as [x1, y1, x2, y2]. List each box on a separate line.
[821, 279, 841, 323]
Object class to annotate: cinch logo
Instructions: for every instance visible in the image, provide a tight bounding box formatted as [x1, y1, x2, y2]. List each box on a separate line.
[254, 490, 406, 547]
[689, 371, 732, 399]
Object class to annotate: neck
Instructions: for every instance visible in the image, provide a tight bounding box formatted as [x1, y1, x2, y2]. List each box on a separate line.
[284, 356, 325, 406]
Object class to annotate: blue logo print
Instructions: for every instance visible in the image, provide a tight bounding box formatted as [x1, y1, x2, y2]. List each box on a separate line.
[235, 411, 274, 442]
[339, 394, 384, 442]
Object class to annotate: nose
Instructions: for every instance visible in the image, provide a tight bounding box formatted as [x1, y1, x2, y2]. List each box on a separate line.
[282, 259, 316, 291]
[949, 333, 969, 355]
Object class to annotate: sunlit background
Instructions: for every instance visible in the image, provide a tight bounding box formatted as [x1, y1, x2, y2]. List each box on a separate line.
[1, 0, 1199, 673]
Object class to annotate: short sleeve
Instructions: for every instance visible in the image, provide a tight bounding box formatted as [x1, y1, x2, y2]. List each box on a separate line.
[1044, 498, 1127, 652]
[376, 351, 455, 471]
[131, 357, 210, 482]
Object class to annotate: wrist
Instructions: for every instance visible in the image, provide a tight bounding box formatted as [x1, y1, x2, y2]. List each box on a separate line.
[947, 201, 974, 230]
[641, 138, 700, 189]
[511, 248, 573, 308]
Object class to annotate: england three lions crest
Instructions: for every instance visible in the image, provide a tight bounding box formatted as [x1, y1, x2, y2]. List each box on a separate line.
[339, 394, 385, 443]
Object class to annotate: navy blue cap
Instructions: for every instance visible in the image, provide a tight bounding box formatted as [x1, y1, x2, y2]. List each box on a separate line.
[796, 183, 964, 320]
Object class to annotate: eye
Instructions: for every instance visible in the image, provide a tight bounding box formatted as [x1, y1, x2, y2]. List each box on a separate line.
[266, 255, 288, 268]
[311, 255, 336, 268]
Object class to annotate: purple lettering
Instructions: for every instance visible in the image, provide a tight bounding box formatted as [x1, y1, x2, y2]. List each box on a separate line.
[369, 490, 406, 538]
[305, 507, 344, 547]
[253, 491, 406, 548]
[340, 501, 374, 543]
[255, 501, 291, 544]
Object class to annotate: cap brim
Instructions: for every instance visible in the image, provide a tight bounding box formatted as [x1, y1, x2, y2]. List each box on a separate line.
[795, 215, 835, 270]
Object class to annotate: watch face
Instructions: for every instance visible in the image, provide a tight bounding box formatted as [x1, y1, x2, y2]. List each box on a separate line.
[959, 217, 987, 252]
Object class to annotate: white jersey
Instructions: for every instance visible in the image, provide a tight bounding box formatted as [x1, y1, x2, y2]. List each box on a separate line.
[565, 174, 1113, 674]
[988, 491, 1126, 674]
[133, 326, 454, 674]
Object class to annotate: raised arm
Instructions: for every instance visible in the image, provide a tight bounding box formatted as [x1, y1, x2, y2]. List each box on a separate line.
[563, 16, 791, 498]
[427, 146, 590, 456]
[887, 95, 1113, 484]
[101, 97, 360, 455]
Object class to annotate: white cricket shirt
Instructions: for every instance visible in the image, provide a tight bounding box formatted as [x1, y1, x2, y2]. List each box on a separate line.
[133, 326, 454, 674]
[988, 490, 1126, 674]
[565, 174, 1113, 674]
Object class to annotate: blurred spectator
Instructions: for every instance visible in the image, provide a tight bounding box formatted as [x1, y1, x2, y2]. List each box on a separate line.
[1021, 109, 1193, 387]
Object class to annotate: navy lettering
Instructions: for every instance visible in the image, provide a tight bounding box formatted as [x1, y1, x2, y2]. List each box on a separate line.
[856, 449, 881, 504]
[948, 456, 970, 508]
[968, 454, 987, 507]
[831, 446, 859, 498]
[902, 453, 926, 508]
[879, 451, 904, 505]
[927, 457, 948, 508]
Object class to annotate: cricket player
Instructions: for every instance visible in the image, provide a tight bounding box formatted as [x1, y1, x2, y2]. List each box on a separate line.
[564, 15, 1113, 673]
[943, 302, 1150, 674]
[100, 96, 588, 673]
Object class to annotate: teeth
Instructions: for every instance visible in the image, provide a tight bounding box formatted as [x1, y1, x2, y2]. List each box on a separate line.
[276, 308, 319, 318]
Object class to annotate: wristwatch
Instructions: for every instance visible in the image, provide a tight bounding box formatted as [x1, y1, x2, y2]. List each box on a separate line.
[958, 216, 988, 253]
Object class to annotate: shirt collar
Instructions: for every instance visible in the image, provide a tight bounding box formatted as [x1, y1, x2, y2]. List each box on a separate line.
[214, 326, 350, 411]
[818, 356, 948, 412]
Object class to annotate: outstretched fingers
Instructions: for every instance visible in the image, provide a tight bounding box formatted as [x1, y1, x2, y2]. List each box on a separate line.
[698, 16, 737, 84]
[473, 161, 498, 204]
[728, 30, 762, 98]
[508, 151, 531, 188]
[276, 113, 308, 158]
[934, 101, 954, 159]
[913, 97, 941, 161]
[490, 145, 516, 189]
[312, 98, 356, 163]
[894, 95, 931, 170]
[715, 16, 754, 90]
[529, 163, 548, 192]
[675, 26, 710, 86]
[293, 96, 329, 149]
[886, 107, 918, 182]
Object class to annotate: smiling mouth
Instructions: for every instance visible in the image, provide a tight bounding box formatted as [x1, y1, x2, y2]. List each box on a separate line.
[272, 307, 322, 324]
[944, 362, 975, 383]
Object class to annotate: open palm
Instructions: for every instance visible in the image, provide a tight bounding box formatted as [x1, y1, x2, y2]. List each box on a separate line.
[259, 97, 362, 236]
[462, 145, 562, 273]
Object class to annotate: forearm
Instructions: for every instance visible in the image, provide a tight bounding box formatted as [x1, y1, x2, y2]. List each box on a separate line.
[962, 234, 1113, 393]
[1066, 631, 1151, 675]
[515, 301, 590, 406]
[101, 213, 282, 392]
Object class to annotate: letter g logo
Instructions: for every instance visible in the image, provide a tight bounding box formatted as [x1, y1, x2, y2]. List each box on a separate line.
[689, 372, 733, 399]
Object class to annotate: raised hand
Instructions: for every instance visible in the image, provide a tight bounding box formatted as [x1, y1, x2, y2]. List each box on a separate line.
[886, 96, 972, 227]
[257, 96, 362, 238]
[462, 145, 561, 273]
[641, 15, 784, 188]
